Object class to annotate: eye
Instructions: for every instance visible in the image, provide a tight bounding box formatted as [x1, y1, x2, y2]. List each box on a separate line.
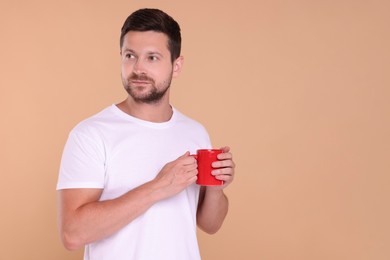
[125, 53, 135, 59]
[148, 55, 159, 61]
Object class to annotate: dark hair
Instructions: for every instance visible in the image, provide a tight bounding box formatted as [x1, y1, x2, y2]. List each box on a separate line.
[120, 8, 182, 62]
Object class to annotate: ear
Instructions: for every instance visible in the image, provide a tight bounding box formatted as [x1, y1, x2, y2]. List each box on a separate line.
[172, 56, 184, 78]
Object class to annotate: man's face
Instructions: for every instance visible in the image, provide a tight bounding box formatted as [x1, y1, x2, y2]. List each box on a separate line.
[120, 31, 182, 104]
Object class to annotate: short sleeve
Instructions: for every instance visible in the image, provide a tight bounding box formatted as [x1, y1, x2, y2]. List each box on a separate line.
[56, 129, 106, 190]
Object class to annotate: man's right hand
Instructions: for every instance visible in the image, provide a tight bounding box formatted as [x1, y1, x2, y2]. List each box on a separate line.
[152, 152, 198, 198]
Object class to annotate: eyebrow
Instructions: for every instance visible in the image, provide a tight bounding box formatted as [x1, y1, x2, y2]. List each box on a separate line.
[122, 48, 135, 53]
[147, 51, 163, 57]
[122, 48, 164, 57]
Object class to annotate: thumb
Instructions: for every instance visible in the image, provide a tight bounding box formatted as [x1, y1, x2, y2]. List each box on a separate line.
[220, 146, 230, 153]
[179, 151, 191, 158]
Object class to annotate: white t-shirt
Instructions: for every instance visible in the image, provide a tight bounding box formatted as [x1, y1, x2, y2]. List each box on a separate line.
[57, 104, 211, 260]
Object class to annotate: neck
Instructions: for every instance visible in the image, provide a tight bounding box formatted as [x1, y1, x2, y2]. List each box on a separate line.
[116, 96, 173, 123]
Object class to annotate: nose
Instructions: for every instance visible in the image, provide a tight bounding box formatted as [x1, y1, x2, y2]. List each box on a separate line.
[133, 59, 146, 74]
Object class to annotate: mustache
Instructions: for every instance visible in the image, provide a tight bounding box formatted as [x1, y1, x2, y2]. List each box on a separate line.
[128, 73, 154, 83]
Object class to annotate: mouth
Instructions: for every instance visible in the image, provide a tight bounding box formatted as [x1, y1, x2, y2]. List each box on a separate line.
[130, 80, 152, 85]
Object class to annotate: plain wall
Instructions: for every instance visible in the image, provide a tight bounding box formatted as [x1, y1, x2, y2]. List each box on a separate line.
[1, 0, 389, 259]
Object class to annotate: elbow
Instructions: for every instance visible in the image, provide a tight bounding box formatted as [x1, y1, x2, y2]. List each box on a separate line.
[203, 228, 220, 235]
[60, 228, 85, 251]
[197, 222, 223, 235]
[196, 209, 228, 235]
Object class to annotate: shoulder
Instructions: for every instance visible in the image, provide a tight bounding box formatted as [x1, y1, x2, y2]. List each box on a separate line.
[69, 105, 115, 138]
[172, 108, 211, 145]
[173, 108, 208, 132]
[172, 107, 212, 148]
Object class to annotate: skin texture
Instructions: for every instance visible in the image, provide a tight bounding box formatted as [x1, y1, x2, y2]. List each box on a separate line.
[57, 30, 235, 250]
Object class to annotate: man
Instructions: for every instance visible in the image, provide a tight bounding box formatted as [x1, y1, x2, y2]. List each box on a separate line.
[57, 8, 235, 260]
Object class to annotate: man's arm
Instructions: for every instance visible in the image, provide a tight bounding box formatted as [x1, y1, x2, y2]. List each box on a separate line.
[58, 152, 197, 250]
[196, 146, 235, 234]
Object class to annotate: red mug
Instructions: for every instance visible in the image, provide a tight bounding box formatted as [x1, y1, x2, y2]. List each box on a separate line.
[193, 149, 224, 186]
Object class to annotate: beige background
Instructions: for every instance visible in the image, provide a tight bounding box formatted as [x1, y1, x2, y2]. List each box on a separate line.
[1, 0, 389, 259]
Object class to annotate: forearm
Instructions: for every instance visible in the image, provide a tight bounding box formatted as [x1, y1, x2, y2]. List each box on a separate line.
[196, 188, 229, 234]
[59, 180, 162, 250]
[59, 152, 197, 250]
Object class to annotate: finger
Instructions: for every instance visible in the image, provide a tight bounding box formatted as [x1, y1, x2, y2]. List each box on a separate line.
[213, 173, 233, 182]
[179, 151, 191, 158]
[187, 168, 198, 176]
[219, 146, 230, 153]
[217, 152, 232, 160]
[212, 167, 234, 176]
[184, 163, 198, 172]
[187, 174, 198, 184]
[212, 159, 235, 169]
[177, 152, 197, 165]
[182, 155, 197, 165]
[181, 168, 198, 184]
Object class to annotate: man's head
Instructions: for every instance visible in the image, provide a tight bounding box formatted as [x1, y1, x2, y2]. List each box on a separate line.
[120, 8, 181, 63]
[119, 9, 184, 104]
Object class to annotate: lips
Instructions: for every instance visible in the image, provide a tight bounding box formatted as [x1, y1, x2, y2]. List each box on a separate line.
[130, 80, 153, 87]
[129, 74, 154, 85]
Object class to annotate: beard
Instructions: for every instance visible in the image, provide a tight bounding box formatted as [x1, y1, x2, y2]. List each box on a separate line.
[122, 73, 172, 104]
